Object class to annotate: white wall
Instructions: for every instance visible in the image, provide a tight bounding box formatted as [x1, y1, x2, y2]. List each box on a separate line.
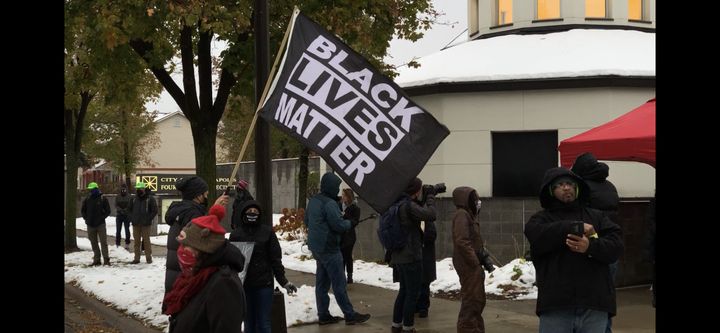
[413, 87, 655, 198]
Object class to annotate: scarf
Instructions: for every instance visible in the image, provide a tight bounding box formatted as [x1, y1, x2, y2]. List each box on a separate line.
[162, 266, 219, 316]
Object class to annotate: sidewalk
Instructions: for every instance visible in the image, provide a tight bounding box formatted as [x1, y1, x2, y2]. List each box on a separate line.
[284, 270, 655, 333]
[70, 230, 655, 333]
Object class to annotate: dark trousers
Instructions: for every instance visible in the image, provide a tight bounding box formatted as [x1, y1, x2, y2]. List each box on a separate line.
[244, 286, 273, 333]
[115, 214, 131, 246]
[341, 245, 354, 278]
[392, 261, 423, 328]
[416, 280, 431, 312]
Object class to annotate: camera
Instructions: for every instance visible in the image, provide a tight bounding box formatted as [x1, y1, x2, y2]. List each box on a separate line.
[476, 249, 496, 272]
[422, 183, 446, 196]
[569, 221, 584, 237]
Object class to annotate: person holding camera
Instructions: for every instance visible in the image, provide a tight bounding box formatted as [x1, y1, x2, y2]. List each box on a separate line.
[451, 186, 492, 333]
[524, 167, 623, 333]
[389, 177, 438, 333]
[415, 184, 442, 318]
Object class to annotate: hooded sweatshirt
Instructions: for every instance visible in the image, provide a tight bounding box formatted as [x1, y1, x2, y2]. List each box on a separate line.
[524, 167, 624, 317]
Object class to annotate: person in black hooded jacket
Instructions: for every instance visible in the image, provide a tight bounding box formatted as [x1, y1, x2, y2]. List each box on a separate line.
[229, 200, 296, 333]
[164, 176, 229, 293]
[524, 167, 623, 333]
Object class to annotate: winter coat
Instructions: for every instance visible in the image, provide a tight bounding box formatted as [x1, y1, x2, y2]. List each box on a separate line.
[128, 193, 158, 226]
[571, 153, 620, 221]
[451, 187, 485, 280]
[228, 215, 289, 288]
[524, 167, 624, 317]
[304, 173, 350, 254]
[167, 241, 246, 333]
[340, 202, 360, 249]
[115, 193, 131, 216]
[81, 193, 111, 227]
[390, 193, 437, 265]
[422, 218, 438, 283]
[164, 200, 207, 293]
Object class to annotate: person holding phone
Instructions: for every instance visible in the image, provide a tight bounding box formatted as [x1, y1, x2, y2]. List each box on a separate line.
[524, 167, 624, 333]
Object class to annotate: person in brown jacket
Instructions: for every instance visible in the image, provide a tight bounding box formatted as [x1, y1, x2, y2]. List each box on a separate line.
[452, 186, 490, 333]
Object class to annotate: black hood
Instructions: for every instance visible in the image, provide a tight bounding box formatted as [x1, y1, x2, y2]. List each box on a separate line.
[164, 200, 206, 225]
[539, 167, 590, 209]
[571, 152, 610, 181]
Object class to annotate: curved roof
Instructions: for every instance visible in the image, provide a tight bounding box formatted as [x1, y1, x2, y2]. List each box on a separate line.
[395, 29, 655, 88]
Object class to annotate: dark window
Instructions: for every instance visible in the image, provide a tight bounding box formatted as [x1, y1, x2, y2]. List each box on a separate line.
[492, 131, 558, 197]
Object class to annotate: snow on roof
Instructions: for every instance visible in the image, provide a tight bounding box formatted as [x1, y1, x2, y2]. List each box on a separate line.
[154, 110, 185, 123]
[395, 29, 655, 88]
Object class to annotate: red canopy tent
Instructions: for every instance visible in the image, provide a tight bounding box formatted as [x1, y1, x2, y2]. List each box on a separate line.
[558, 98, 655, 168]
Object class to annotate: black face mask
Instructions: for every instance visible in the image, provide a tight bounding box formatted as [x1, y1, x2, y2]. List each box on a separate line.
[136, 189, 144, 196]
[243, 213, 259, 224]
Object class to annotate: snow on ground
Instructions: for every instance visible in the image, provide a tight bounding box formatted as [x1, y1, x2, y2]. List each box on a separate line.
[67, 213, 537, 331]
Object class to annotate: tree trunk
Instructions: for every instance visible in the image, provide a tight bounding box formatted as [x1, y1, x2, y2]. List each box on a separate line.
[65, 147, 79, 251]
[191, 121, 218, 204]
[297, 147, 309, 209]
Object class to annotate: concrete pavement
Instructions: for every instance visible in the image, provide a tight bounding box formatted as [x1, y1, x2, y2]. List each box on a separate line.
[69, 230, 655, 332]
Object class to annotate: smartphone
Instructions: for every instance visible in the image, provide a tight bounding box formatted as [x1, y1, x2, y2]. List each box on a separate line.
[570, 221, 584, 237]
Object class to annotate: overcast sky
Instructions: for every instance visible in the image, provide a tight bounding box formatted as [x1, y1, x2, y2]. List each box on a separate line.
[146, 1, 467, 116]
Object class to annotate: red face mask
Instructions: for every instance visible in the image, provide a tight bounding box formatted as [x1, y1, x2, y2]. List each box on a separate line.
[177, 244, 197, 274]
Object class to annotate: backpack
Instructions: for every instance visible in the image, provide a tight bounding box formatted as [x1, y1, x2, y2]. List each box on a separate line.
[377, 197, 411, 251]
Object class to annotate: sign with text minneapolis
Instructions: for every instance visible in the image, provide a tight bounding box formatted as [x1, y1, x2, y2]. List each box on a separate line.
[260, 12, 449, 213]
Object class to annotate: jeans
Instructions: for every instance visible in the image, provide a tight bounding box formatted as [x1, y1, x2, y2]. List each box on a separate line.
[392, 261, 423, 328]
[539, 308, 608, 333]
[313, 251, 355, 319]
[416, 280, 431, 312]
[115, 214, 130, 246]
[244, 287, 273, 333]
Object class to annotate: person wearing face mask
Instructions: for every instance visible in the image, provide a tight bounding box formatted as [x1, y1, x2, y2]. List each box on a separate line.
[164, 176, 230, 293]
[162, 204, 246, 333]
[81, 182, 112, 266]
[128, 182, 158, 264]
[451, 186, 489, 333]
[339, 188, 360, 284]
[115, 184, 131, 249]
[229, 200, 296, 333]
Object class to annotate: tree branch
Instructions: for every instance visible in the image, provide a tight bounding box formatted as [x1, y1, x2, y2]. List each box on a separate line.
[198, 27, 213, 113]
[212, 67, 237, 123]
[129, 39, 186, 113]
[180, 26, 200, 115]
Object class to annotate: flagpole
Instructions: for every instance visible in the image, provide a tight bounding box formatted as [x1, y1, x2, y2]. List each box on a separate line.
[227, 7, 301, 188]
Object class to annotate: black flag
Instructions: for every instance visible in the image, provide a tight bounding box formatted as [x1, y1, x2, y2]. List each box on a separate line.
[260, 11, 450, 213]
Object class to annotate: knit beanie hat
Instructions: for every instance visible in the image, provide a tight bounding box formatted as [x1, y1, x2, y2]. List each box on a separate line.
[179, 204, 227, 254]
[404, 177, 422, 195]
[176, 176, 209, 200]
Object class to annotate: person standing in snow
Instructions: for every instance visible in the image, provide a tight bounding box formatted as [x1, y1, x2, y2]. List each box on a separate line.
[571, 152, 621, 333]
[162, 204, 246, 333]
[524, 167, 623, 332]
[229, 200, 297, 333]
[128, 182, 158, 264]
[164, 176, 229, 293]
[390, 177, 437, 333]
[339, 188, 360, 284]
[114, 184, 131, 249]
[304, 172, 371, 326]
[451, 186, 489, 333]
[81, 182, 111, 266]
